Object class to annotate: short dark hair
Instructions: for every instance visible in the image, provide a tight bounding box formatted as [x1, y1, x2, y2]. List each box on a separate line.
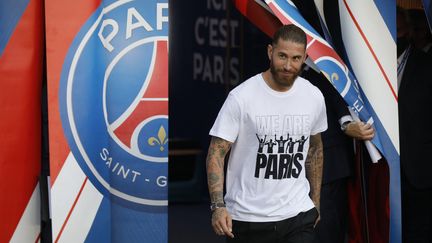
[272, 24, 307, 47]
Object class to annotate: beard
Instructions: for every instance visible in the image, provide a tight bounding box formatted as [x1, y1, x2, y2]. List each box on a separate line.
[270, 63, 301, 88]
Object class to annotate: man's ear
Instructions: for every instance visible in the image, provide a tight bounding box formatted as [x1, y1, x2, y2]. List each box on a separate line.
[267, 44, 273, 60]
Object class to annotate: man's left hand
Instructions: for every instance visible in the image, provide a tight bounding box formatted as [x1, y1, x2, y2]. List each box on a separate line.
[344, 121, 375, 140]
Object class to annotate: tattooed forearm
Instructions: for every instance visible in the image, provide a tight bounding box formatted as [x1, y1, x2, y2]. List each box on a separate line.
[305, 134, 323, 209]
[206, 136, 232, 203]
[210, 191, 224, 203]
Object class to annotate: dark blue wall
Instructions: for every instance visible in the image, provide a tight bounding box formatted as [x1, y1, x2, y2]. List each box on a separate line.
[169, 0, 270, 151]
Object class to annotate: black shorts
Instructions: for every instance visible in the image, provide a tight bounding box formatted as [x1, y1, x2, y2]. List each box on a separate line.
[227, 208, 319, 243]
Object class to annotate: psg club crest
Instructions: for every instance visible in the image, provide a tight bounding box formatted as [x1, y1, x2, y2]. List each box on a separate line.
[59, 0, 168, 211]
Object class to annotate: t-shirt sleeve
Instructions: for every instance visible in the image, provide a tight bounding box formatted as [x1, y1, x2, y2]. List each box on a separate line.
[209, 93, 241, 143]
[311, 92, 328, 135]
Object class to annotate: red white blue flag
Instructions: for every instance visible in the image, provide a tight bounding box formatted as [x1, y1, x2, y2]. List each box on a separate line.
[0, 0, 43, 242]
[46, 0, 168, 241]
[317, 1, 400, 242]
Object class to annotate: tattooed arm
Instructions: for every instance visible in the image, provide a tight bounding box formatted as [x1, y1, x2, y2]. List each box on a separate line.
[305, 134, 324, 218]
[206, 136, 234, 238]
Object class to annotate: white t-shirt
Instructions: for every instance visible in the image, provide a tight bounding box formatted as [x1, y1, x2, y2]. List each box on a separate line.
[210, 73, 327, 222]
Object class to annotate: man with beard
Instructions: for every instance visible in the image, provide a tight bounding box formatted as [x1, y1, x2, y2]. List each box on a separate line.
[397, 7, 432, 243]
[206, 25, 327, 243]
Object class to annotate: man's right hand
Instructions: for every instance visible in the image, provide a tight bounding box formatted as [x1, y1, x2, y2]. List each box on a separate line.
[211, 208, 234, 238]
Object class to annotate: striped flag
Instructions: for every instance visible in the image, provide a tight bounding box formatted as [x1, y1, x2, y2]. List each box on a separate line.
[0, 0, 44, 242]
[232, 0, 281, 37]
[45, 0, 168, 242]
[326, 1, 400, 242]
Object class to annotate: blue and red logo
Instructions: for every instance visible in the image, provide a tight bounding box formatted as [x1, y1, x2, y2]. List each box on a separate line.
[59, 0, 168, 211]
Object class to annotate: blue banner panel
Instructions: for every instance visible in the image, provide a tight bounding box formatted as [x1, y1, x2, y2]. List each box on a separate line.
[46, 0, 168, 242]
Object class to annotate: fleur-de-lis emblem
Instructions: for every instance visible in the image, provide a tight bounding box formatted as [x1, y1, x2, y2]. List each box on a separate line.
[148, 126, 168, 151]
